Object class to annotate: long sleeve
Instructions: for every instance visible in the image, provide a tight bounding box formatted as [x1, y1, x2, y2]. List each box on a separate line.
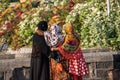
[40, 36, 51, 57]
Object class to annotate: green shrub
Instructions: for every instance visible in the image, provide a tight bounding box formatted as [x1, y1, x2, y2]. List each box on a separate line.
[66, 0, 120, 50]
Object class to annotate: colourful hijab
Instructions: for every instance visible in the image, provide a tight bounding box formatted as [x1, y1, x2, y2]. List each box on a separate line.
[44, 24, 64, 47]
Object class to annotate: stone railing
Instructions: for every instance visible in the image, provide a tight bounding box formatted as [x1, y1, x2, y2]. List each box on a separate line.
[0, 48, 120, 80]
[83, 51, 120, 80]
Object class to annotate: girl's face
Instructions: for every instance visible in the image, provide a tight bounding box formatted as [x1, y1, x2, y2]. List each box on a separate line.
[65, 23, 73, 34]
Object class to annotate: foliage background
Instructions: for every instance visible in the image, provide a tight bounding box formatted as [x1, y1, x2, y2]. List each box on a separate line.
[66, 0, 120, 50]
[0, 0, 120, 50]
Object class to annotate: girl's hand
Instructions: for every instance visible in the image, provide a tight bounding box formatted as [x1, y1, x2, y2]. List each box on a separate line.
[51, 48, 54, 51]
[51, 47, 58, 51]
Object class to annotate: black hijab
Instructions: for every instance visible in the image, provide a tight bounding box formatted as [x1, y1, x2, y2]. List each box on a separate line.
[37, 21, 48, 31]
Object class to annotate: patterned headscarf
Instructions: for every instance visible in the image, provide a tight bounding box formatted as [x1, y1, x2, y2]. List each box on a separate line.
[44, 24, 64, 47]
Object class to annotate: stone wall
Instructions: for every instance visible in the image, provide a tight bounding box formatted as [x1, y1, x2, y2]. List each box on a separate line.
[0, 48, 120, 80]
[83, 51, 120, 80]
[0, 59, 30, 80]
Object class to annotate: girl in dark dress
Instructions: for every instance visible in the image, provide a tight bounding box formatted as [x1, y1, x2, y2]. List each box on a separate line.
[30, 21, 51, 80]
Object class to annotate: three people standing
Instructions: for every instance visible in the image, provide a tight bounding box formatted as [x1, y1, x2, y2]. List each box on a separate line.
[30, 21, 88, 80]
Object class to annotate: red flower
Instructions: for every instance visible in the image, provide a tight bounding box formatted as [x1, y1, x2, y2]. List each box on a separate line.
[69, 1, 75, 7]
[5, 22, 12, 29]
[0, 30, 7, 37]
[15, 10, 23, 17]
[0, 32, 3, 37]
[17, 46, 21, 49]
[10, 20, 15, 24]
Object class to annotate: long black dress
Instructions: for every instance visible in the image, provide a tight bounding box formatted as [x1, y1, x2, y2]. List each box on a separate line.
[30, 33, 51, 80]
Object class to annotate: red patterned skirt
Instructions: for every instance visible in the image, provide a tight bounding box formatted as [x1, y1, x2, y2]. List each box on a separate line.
[58, 47, 88, 76]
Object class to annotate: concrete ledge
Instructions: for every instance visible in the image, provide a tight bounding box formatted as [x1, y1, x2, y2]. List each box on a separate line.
[0, 48, 120, 80]
[0, 54, 15, 60]
[83, 52, 115, 62]
[0, 53, 31, 60]
[0, 59, 30, 71]
[0, 49, 119, 62]
[15, 53, 31, 59]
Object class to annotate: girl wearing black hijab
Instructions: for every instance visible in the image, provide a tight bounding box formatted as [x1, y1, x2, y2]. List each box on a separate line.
[30, 21, 51, 80]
